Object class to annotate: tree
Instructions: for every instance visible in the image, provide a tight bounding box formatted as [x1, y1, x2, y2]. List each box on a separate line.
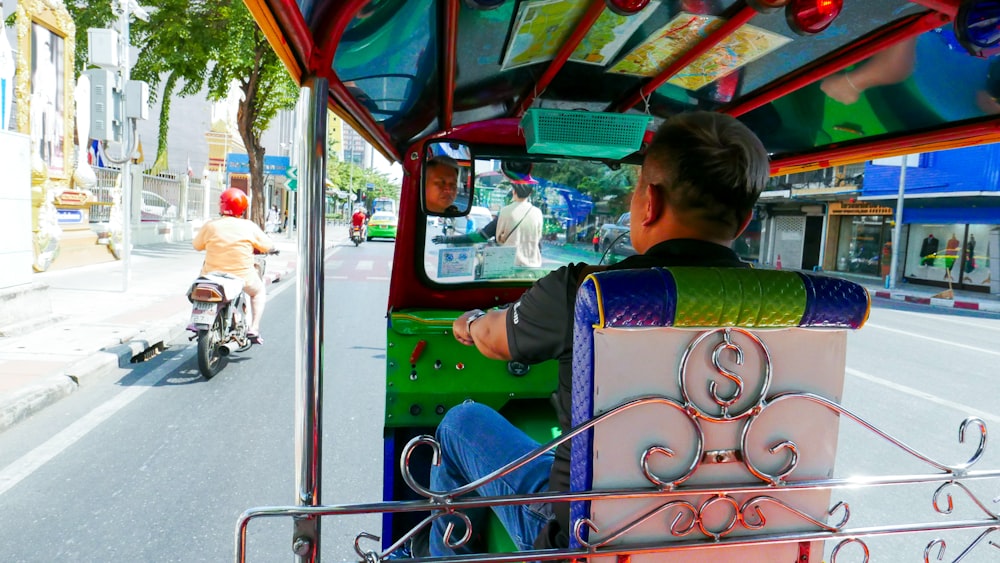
[205, 2, 298, 227]
[67, 0, 298, 228]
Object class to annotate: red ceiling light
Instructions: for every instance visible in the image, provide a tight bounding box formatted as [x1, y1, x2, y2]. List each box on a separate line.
[605, 0, 651, 16]
[747, 0, 791, 13]
[785, 0, 843, 35]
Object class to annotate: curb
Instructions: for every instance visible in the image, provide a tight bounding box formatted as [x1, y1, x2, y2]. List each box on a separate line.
[0, 261, 297, 435]
[872, 290, 1000, 312]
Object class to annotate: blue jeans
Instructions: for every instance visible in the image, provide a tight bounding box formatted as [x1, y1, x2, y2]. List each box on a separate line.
[429, 401, 554, 556]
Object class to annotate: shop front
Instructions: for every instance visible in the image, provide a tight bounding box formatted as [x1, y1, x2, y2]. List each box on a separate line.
[903, 219, 995, 292]
[828, 201, 894, 277]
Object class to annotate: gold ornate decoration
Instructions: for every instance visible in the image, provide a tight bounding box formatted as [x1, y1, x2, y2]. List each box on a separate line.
[17, 0, 76, 271]
[16, 0, 76, 186]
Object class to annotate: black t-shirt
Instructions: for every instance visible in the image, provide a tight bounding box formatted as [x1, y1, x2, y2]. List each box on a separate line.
[504, 239, 750, 549]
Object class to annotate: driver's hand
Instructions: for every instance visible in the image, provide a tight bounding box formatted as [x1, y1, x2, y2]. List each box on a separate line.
[432, 235, 447, 245]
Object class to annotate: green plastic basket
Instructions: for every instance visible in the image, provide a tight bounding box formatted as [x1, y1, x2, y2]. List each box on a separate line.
[520, 108, 651, 159]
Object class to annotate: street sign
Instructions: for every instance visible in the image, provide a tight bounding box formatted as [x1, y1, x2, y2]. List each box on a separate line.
[366, 182, 374, 191]
[286, 165, 298, 191]
[287, 179, 297, 191]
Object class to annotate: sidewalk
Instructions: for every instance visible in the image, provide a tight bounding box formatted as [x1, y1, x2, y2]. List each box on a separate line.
[0, 225, 345, 434]
[829, 271, 1000, 313]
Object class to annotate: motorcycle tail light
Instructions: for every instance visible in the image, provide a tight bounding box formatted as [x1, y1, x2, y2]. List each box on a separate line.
[191, 286, 224, 302]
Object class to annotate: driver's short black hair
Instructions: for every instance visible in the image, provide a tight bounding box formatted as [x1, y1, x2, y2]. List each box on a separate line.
[643, 111, 769, 236]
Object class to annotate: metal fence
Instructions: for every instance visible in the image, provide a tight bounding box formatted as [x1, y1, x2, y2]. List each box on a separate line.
[186, 181, 223, 222]
[89, 167, 121, 224]
[88, 167, 217, 223]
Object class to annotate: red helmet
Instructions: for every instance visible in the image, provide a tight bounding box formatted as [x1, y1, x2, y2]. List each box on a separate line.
[220, 188, 248, 217]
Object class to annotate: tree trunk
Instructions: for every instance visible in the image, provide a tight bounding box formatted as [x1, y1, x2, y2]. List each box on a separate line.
[152, 71, 178, 174]
[236, 40, 268, 229]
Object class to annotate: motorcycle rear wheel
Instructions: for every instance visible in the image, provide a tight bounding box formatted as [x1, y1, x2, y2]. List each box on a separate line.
[197, 317, 225, 379]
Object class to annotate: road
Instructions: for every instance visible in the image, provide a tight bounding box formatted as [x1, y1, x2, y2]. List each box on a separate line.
[0, 238, 997, 562]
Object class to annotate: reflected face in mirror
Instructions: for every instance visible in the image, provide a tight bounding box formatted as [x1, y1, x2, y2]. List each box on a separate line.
[425, 156, 460, 214]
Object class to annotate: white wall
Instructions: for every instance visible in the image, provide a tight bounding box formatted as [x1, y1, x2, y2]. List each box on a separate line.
[0, 130, 33, 288]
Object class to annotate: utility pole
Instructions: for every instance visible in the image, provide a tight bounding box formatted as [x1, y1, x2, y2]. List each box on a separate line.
[87, 0, 149, 291]
[888, 154, 907, 289]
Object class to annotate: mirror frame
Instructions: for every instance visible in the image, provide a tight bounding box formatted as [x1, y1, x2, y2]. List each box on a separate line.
[15, 0, 76, 185]
[422, 140, 474, 217]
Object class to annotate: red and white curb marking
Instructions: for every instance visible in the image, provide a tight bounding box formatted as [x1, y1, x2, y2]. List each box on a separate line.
[873, 290, 1000, 312]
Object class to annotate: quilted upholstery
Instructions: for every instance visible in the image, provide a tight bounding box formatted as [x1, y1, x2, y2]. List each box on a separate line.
[568, 267, 869, 547]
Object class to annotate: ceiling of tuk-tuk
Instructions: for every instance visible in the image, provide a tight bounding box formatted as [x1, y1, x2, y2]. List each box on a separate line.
[247, 0, 1000, 171]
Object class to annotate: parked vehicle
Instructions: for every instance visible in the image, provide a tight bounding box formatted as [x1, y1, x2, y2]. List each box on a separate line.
[140, 191, 177, 222]
[598, 212, 635, 262]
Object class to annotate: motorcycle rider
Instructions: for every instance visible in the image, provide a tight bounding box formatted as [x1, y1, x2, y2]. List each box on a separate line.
[351, 206, 368, 240]
[192, 187, 274, 345]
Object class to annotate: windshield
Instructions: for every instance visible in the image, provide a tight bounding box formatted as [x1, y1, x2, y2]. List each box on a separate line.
[424, 156, 638, 284]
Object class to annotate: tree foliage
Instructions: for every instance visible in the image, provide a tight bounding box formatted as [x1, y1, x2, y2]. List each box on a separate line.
[532, 160, 637, 217]
[67, 0, 298, 228]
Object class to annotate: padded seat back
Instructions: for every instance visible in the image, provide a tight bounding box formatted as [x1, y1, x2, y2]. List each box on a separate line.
[570, 267, 869, 562]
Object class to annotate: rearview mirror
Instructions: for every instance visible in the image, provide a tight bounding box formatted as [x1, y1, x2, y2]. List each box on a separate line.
[423, 141, 474, 217]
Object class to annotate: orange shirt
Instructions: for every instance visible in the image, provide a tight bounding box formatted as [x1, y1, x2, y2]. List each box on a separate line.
[193, 216, 272, 281]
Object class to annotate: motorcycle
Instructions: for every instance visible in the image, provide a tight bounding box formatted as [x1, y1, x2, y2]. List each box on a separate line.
[350, 224, 365, 246]
[186, 249, 278, 379]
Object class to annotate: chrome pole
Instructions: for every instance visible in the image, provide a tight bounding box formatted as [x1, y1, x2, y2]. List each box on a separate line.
[293, 76, 328, 563]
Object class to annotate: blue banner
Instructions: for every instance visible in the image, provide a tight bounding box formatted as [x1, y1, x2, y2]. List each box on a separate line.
[226, 154, 291, 175]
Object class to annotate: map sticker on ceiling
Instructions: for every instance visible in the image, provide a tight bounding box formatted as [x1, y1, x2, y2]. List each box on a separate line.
[608, 12, 791, 91]
[569, 3, 657, 66]
[501, 0, 589, 70]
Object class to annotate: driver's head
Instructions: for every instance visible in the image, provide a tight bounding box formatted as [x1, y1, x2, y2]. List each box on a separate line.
[425, 156, 459, 214]
[629, 111, 768, 253]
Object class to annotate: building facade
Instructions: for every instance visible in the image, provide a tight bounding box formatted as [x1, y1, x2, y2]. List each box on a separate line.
[755, 146, 1000, 295]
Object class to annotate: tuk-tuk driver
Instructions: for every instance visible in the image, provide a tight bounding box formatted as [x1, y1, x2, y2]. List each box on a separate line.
[431, 111, 770, 557]
[424, 155, 460, 214]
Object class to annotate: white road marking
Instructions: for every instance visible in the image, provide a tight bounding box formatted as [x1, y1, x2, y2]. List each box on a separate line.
[0, 351, 192, 497]
[863, 323, 1000, 357]
[357, 260, 374, 271]
[367, 276, 389, 281]
[891, 309, 1000, 332]
[847, 367, 1000, 424]
[327, 260, 343, 270]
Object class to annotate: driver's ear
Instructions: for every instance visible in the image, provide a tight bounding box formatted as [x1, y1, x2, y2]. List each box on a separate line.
[641, 184, 664, 227]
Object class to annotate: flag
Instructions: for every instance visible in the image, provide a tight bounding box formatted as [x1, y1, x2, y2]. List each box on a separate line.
[89, 140, 106, 168]
[187, 158, 194, 179]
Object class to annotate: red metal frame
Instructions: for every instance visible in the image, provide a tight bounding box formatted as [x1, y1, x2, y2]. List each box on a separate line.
[770, 118, 1000, 175]
[907, 0, 961, 18]
[607, 3, 758, 113]
[388, 119, 535, 311]
[442, 0, 460, 130]
[511, 0, 607, 117]
[723, 10, 952, 117]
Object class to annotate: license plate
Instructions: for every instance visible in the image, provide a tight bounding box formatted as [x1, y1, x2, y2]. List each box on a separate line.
[190, 302, 217, 326]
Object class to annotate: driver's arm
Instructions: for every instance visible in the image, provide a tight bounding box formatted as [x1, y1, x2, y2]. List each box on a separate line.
[453, 309, 510, 360]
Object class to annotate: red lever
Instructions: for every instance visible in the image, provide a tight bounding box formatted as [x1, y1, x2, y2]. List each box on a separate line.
[410, 340, 427, 365]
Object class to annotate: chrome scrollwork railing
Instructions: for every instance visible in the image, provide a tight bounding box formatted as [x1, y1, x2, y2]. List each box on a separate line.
[235, 327, 1000, 562]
